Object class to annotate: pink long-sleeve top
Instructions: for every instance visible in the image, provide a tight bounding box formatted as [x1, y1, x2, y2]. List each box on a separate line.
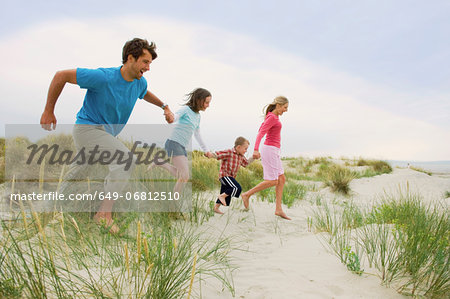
[254, 112, 282, 151]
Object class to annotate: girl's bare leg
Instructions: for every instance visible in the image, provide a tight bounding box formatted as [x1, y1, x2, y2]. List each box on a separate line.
[149, 159, 178, 177]
[241, 180, 277, 209]
[172, 155, 189, 194]
[274, 174, 290, 220]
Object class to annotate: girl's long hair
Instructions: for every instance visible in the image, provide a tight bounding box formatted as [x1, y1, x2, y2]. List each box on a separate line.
[264, 96, 289, 115]
[185, 88, 211, 112]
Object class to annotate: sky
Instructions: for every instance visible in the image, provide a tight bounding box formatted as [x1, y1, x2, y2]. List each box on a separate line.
[0, 0, 449, 161]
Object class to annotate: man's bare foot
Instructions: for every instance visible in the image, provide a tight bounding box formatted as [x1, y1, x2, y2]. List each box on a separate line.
[147, 161, 156, 171]
[217, 196, 227, 206]
[93, 214, 119, 234]
[275, 210, 291, 220]
[241, 193, 250, 209]
[214, 206, 224, 214]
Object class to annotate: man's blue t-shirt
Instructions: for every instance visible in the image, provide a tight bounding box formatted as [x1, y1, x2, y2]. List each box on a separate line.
[75, 66, 147, 136]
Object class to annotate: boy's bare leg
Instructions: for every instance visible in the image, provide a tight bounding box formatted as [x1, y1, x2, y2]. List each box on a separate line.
[218, 192, 227, 206]
[213, 203, 224, 214]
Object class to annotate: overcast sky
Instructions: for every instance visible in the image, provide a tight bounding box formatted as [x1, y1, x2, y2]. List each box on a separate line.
[1, 0, 449, 161]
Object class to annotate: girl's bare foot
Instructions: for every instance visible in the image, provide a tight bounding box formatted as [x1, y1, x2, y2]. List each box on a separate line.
[275, 210, 291, 220]
[241, 193, 250, 209]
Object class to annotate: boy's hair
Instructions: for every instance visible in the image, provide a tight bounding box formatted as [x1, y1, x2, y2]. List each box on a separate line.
[235, 136, 249, 147]
[185, 88, 211, 113]
[122, 38, 157, 64]
[264, 96, 289, 115]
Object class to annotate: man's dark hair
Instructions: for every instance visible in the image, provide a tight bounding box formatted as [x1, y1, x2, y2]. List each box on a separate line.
[122, 38, 157, 64]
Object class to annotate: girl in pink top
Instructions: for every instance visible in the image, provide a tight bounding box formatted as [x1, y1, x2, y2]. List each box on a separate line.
[242, 96, 291, 220]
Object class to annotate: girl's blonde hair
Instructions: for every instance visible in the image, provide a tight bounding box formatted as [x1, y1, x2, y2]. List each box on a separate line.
[264, 96, 289, 115]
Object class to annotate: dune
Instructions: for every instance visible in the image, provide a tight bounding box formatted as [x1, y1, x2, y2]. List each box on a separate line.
[1, 163, 448, 298]
[194, 168, 450, 298]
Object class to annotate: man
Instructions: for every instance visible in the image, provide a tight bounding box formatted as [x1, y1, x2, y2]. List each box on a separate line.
[40, 38, 174, 233]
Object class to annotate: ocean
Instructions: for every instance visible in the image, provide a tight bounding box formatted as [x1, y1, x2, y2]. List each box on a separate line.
[389, 160, 450, 174]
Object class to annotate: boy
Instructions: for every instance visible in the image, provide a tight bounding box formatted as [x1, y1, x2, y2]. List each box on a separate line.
[207, 137, 254, 214]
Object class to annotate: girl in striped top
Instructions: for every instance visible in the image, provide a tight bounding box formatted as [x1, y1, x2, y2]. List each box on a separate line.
[148, 88, 212, 194]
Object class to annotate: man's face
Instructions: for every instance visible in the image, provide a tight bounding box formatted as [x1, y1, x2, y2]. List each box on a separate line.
[129, 49, 152, 79]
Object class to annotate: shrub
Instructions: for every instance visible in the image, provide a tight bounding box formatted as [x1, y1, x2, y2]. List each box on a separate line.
[0, 137, 4, 156]
[322, 165, 356, 195]
[247, 160, 263, 178]
[313, 156, 330, 165]
[235, 167, 259, 191]
[191, 152, 219, 191]
[357, 158, 392, 175]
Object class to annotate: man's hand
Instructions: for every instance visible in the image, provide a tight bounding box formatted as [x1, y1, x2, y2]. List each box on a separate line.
[40, 69, 76, 131]
[252, 150, 261, 160]
[164, 107, 174, 124]
[40, 110, 57, 131]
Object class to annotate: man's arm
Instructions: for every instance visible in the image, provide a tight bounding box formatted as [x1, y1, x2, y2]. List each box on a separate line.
[143, 90, 174, 123]
[40, 69, 77, 131]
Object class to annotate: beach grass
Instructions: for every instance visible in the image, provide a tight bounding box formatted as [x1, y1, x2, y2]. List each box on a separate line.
[1, 141, 236, 298]
[321, 165, 356, 195]
[310, 189, 450, 298]
[410, 166, 432, 176]
[356, 158, 392, 174]
[0, 208, 235, 298]
[191, 150, 220, 191]
[0, 137, 4, 184]
[284, 157, 393, 196]
[2, 136, 448, 298]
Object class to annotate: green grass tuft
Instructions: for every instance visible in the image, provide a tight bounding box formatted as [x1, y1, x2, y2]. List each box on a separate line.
[410, 166, 432, 176]
[310, 190, 450, 297]
[322, 165, 356, 195]
[357, 158, 392, 174]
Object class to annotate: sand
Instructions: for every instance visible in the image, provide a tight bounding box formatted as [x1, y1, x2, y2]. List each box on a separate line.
[1, 167, 448, 298]
[194, 168, 450, 298]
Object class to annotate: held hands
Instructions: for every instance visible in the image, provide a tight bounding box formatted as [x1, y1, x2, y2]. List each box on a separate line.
[252, 150, 261, 160]
[164, 107, 174, 124]
[40, 110, 57, 131]
[204, 151, 215, 159]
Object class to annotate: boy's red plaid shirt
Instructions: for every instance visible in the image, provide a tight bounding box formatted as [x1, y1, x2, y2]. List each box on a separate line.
[215, 148, 249, 178]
